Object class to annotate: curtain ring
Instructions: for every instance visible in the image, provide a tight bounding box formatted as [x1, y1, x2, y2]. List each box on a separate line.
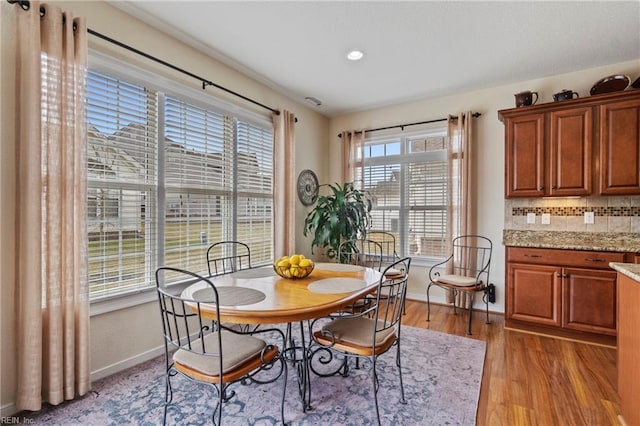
[7, 0, 30, 11]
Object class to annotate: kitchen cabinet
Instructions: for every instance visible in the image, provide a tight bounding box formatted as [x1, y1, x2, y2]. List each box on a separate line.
[599, 96, 640, 195]
[499, 90, 640, 198]
[506, 247, 624, 337]
[615, 269, 640, 426]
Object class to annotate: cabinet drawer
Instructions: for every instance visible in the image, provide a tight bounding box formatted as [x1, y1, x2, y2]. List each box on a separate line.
[507, 247, 625, 269]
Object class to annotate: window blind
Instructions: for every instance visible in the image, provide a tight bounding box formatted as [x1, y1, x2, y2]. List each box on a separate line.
[86, 70, 159, 298]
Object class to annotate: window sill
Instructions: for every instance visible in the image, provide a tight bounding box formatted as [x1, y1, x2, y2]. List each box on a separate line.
[89, 282, 191, 317]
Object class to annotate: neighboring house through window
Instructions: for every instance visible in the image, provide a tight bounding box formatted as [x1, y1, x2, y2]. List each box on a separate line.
[86, 56, 273, 300]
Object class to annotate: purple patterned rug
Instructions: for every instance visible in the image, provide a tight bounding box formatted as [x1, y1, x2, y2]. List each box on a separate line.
[23, 326, 486, 425]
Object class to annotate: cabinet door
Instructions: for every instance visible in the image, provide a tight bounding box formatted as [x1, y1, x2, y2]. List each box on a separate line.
[563, 267, 617, 335]
[505, 114, 545, 197]
[507, 263, 561, 326]
[599, 98, 640, 195]
[549, 107, 593, 196]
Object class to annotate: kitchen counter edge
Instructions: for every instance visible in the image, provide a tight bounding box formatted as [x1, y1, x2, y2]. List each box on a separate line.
[503, 230, 640, 253]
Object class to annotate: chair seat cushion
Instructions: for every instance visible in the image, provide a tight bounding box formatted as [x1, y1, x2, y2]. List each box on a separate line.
[384, 268, 404, 278]
[321, 316, 396, 347]
[434, 274, 478, 287]
[173, 330, 266, 377]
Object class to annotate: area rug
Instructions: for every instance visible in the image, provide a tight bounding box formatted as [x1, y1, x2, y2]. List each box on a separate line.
[23, 326, 486, 425]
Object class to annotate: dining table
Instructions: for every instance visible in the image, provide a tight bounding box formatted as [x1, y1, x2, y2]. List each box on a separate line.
[180, 262, 382, 412]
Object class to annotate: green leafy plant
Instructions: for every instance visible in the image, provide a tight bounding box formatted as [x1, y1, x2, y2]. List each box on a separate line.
[303, 182, 370, 259]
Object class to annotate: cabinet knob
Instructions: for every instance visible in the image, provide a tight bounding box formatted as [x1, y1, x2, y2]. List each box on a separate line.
[538, 186, 544, 191]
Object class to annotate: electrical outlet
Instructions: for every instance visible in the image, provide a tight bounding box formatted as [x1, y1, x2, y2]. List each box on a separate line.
[541, 213, 551, 224]
[584, 211, 595, 224]
[526, 213, 536, 224]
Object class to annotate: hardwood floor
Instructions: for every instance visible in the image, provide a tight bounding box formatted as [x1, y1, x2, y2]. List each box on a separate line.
[402, 299, 621, 425]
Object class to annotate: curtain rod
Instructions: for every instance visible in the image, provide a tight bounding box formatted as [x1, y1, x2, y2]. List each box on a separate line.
[7, 0, 285, 118]
[337, 112, 481, 138]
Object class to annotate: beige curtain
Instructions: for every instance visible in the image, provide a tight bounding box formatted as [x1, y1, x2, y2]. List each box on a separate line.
[446, 112, 476, 307]
[273, 110, 296, 257]
[12, 1, 90, 410]
[341, 130, 365, 187]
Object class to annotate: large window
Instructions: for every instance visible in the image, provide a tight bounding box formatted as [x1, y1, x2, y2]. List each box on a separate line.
[86, 66, 273, 300]
[360, 129, 448, 261]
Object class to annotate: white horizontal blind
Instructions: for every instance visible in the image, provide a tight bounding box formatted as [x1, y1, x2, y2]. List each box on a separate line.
[86, 64, 275, 299]
[86, 70, 158, 298]
[236, 120, 274, 265]
[363, 131, 447, 260]
[406, 135, 447, 258]
[163, 97, 234, 274]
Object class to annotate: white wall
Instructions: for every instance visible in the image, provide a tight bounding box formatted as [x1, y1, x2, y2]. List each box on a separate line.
[328, 58, 640, 309]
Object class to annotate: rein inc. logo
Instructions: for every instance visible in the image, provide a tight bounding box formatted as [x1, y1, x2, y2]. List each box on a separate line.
[1, 417, 35, 424]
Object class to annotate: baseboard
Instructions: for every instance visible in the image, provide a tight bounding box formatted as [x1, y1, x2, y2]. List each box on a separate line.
[91, 345, 165, 383]
[0, 343, 163, 418]
[0, 402, 19, 418]
[504, 319, 617, 348]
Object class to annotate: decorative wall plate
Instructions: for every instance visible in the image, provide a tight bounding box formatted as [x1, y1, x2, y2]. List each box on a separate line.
[297, 169, 319, 206]
[590, 74, 630, 95]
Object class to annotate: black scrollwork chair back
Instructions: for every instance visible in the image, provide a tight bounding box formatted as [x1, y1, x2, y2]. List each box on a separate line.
[426, 235, 492, 335]
[338, 238, 384, 271]
[155, 267, 287, 425]
[206, 241, 252, 277]
[310, 257, 411, 425]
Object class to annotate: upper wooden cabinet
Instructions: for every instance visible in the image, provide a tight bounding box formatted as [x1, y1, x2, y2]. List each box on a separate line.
[499, 90, 640, 198]
[599, 96, 640, 194]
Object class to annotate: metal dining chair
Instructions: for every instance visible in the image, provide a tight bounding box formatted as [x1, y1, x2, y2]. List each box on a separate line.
[309, 257, 412, 426]
[155, 266, 287, 425]
[366, 230, 400, 264]
[426, 235, 493, 335]
[206, 241, 251, 277]
[338, 238, 384, 271]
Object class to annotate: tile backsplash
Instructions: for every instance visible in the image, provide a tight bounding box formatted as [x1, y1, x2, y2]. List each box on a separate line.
[505, 196, 640, 233]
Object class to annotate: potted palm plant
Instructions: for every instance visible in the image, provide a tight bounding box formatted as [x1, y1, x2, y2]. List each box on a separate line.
[303, 182, 370, 259]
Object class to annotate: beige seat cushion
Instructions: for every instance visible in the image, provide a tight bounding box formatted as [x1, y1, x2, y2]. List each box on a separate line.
[384, 268, 404, 278]
[173, 331, 266, 376]
[434, 274, 477, 287]
[321, 317, 396, 347]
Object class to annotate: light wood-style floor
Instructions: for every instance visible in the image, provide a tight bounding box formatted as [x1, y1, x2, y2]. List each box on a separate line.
[402, 299, 621, 425]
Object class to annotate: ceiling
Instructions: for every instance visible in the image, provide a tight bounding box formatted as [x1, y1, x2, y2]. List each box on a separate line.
[111, 1, 640, 118]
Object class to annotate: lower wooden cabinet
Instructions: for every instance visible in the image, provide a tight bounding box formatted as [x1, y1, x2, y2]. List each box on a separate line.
[506, 247, 624, 336]
[562, 267, 617, 335]
[508, 263, 561, 326]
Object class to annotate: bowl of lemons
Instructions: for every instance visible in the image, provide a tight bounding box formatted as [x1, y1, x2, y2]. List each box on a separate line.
[273, 254, 314, 279]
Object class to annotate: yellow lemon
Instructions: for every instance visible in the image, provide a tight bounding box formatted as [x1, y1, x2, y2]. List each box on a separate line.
[276, 259, 290, 269]
[290, 254, 301, 266]
[290, 266, 300, 277]
[299, 259, 312, 268]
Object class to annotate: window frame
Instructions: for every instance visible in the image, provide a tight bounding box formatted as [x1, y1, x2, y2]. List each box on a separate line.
[87, 51, 274, 313]
[362, 127, 449, 268]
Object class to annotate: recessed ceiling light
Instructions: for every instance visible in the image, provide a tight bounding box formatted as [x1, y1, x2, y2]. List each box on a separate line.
[347, 50, 364, 61]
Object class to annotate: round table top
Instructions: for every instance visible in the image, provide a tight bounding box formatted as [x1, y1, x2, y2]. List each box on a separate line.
[181, 263, 382, 324]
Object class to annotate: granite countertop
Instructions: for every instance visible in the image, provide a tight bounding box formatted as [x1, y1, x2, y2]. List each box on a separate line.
[503, 230, 640, 253]
[610, 263, 640, 282]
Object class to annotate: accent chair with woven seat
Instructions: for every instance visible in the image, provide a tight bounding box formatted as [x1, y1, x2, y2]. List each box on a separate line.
[309, 257, 412, 425]
[426, 234, 493, 335]
[155, 267, 287, 425]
